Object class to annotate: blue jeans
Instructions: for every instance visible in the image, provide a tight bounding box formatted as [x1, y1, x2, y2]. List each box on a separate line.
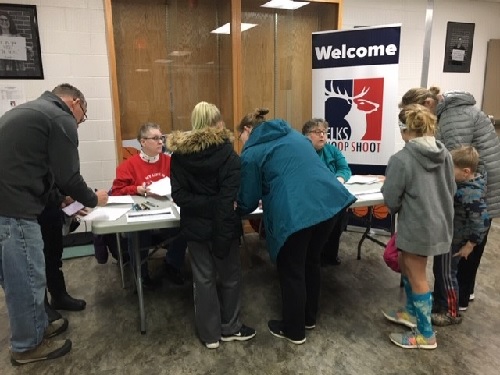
[0, 216, 48, 352]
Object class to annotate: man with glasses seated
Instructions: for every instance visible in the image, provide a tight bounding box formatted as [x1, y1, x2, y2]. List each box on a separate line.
[302, 119, 352, 266]
[111, 122, 187, 288]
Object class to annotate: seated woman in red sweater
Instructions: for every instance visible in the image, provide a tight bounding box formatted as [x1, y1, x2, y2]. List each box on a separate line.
[111, 122, 187, 287]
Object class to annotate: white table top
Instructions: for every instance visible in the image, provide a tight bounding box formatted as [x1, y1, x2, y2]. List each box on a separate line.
[91, 196, 179, 235]
[91, 181, 385, 235]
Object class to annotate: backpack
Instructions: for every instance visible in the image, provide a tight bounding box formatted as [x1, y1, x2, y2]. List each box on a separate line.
[383, 233, 400, 273]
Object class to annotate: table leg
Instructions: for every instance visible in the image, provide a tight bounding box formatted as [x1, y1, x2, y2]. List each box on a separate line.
[116, 233, 126, 289]
[130, 232, 146, 334]
[357, 207, 387, 260]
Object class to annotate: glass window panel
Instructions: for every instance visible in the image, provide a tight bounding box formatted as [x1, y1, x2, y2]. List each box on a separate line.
[112, 0, 232, 159]
[241, 0, 339, 131]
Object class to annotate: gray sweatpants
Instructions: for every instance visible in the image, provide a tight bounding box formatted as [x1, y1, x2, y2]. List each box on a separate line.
[188, 238, 242, 343]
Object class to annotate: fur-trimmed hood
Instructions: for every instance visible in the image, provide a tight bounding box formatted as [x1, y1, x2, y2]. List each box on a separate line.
[168, 126, 237, 176]
[167, 126, 234, 154]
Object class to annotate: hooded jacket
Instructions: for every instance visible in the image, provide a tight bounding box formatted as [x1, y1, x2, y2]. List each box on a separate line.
[436, 91, 500, 218]
[167, 127, 241, 258]
[237, 119, 356, 263]
[0, 91, 97, 219]
[453, 173, 489, 247]
[382, 138, 455, 256]
[316, 143, 352, 182]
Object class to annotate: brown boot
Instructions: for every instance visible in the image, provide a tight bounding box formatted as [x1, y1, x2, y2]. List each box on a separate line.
[10, 338, 72, 366]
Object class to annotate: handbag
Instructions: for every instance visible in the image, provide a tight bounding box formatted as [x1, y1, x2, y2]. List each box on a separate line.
[383, 233, 400, 273]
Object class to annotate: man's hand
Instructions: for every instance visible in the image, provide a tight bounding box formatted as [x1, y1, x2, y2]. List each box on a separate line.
[61, 196, 74, 208]
[95, 189, 109, 206]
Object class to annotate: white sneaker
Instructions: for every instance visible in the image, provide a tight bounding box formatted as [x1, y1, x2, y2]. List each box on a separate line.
[469, 293, 475, 301]
[459, 306, 467, 311]
[205, 341, 219, 349]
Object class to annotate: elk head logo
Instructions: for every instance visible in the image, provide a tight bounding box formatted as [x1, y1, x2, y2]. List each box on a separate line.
[325, 80, 381, 141]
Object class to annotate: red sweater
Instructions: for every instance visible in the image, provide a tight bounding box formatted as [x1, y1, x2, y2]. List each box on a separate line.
[111, 153, 171, 196]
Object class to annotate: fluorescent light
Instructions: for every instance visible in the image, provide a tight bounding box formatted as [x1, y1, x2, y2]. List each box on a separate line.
[168, 51, 191, 57]
[154, 59, 173, 64]
[211, 22, 258, 35]
[261, 0, 309, 10]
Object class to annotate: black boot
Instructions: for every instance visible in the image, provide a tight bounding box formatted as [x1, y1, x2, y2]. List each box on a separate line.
[51, 292, 87, 311]
[45, 291, 63, 322]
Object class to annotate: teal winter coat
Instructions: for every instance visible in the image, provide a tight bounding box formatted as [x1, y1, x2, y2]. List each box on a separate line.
[317, 143, 352, 182]
[237, 119, 356, 262]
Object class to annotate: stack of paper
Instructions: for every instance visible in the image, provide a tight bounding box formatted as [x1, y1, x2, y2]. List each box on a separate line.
[75, 196, 134, 222]
[147, 177, 172, 197]
[107, 196, 134, 204]
[82, 206, 131, 222]
[345, 175, 380, 185]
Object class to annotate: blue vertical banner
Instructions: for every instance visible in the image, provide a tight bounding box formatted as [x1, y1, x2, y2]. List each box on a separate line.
[312, 25, 401, 175]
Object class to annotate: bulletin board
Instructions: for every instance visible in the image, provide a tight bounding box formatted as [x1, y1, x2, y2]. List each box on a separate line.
[482, 39, 500, 120]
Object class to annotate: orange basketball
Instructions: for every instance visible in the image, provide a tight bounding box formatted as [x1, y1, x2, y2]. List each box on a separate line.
[351, 206, 369, 218]
[373, 204, 389, 219]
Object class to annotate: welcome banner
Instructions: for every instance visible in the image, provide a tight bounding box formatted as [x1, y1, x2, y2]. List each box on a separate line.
[312, 24, 401, 174]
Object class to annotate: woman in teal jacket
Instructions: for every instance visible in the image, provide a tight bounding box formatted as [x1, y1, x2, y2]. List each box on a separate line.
[302, 118, 352, 266]
[237, 109, 356, 345]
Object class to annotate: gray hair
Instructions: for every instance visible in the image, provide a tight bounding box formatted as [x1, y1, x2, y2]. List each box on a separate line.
[302, 118, 328, 135]
[137, 122, 161, 142]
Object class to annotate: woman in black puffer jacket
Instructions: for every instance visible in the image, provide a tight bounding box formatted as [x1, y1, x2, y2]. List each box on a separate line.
[167, 102, 256, 349]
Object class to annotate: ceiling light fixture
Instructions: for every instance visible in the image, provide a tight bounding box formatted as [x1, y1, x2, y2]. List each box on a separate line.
[261, 0, 309, 10]
[168, 51, 191, 57]
[211, 22, 258, 35]
[154, 59, 173, 64]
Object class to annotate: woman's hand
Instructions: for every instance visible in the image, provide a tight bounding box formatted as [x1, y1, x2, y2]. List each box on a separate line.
[137, 183, 150, 196]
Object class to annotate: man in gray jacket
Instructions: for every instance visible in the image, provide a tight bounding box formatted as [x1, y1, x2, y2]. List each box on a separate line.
[0, 83, 108, 366]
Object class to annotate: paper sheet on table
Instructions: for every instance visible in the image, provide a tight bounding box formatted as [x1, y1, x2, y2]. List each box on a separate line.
[107, 196, 134, 204]
[127, 208, 176, 222]
[355, 192, 384, 201]
[354, 188, 382, 196]
[81, 206, 131, 222]
[345, 175, 379, 184]
[147, 177, 171, 197]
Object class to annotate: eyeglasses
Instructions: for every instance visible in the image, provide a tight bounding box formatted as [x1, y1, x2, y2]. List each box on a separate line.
[142, 136, 164, 142]
[73, 97, 87, 124]
[309, 130, 327, 136]
[78, 102, 87, 124]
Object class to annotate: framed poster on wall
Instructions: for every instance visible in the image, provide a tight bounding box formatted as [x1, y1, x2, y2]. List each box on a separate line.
[0, 4, 44, 79]
[443, 21, 475, 73]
